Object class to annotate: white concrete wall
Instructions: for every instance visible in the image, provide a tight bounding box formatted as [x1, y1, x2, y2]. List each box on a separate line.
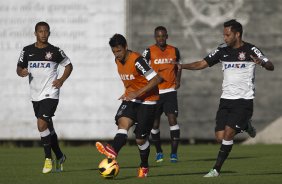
[0, 0, 126, 139]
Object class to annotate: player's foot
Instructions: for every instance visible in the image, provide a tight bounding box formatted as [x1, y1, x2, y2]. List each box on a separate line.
[56, 154, 66, 172]
[203, 169, 219, 177]
[156, 152, 164, 162]
[246, 120, 256, 138]
[137, 167, 149, 178]
[170, 153, 178, 163]
[96, 142, 117, 159]
[42, 158, 53, 174]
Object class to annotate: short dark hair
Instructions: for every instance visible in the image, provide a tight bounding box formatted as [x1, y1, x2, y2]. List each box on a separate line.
[109, 34, 127, 48]
[154, 26, 167, 34]
[224, 19, 243, 38]
[35, 22, 50, 32]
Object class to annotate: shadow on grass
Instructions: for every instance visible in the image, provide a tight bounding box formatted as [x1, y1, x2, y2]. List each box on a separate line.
[116, 170, 237, 180]
[61, 164, 164, 174]
[62, 168, 98, 173]
[190, 156, 255, 162]
[247, 172, 282, 176]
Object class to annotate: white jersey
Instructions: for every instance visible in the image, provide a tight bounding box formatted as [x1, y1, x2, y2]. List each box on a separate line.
[204, 42, 269, 99]
[17, 43, 71, 101]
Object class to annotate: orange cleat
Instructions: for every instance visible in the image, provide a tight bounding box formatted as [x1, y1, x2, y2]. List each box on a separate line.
[137, 167, 149, 178]
[96, 142, 117, 159]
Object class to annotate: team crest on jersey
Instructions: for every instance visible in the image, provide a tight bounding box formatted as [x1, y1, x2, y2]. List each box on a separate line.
[238, 52, 246, 61]
[45, 52, 53, 60]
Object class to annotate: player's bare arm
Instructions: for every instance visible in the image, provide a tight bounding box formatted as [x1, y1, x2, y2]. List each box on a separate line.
[16, 66, 29, 77]
[250, 55, 274, 71]
[181, 60, 209, 70]
[125, 75, 163, 101]
[175, 67, 182, 89]
[52, 63, 73, 89]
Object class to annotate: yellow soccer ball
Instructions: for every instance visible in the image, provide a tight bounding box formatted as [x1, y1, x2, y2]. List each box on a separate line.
[98, 158, 119, 179]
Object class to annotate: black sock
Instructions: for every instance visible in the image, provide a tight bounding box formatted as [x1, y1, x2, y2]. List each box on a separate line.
[50, 131, 63, 159]
[46, 118, 62, 159]
[112, 133, 127, 154]
[170, 129, 180, 154]
[138, 141, 150, 168]
[213, 140, 233, 172]
[151, 130, 162, 153]
[41, 134, 52, 158]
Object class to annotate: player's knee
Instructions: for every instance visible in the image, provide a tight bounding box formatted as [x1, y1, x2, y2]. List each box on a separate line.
[167, 114, 177, 126]
[223, 126, 236, 140]
[215, 133, 224, 143]
[37, 119, 48, 132]
[153, 119, 160, 129]
[136, 138, 146, 146]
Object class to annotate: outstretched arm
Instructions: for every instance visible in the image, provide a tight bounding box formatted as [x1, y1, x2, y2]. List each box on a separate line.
[180, 60, 209, 70]
[52, 63, 73, 89]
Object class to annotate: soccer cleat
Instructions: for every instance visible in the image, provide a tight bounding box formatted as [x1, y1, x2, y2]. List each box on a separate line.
[156, 152, 164, 162]
[96, 142, 117, 159]
[42, 158, 53, 174]
[170, 153, 178, 163]
[246, 120, 256, 138]
[203, 169, 219, 177]
[56, 154, 66, 172]
[137, 167, 149, 178]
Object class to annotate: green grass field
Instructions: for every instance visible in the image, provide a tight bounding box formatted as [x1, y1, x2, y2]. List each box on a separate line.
[0, 144, 282, 184]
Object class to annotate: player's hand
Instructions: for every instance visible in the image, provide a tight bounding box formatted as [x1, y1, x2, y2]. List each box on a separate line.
[20, 68, 29, 77]
[52, 79, 64, 89]
[125, 91, 138, 101]
[118, 94, 126, 100]
[250, 55, 263, 65]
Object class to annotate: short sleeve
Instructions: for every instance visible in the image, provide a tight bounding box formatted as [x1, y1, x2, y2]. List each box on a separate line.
[17, 49, 28, 68]
[204, 47, 222, 67]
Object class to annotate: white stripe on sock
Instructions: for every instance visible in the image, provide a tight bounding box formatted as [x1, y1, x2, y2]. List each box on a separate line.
[222, 139, 233, 145]
[40, 129, 50, 137]
[151, 129, 160, 134]
[170, 124, 180, 131]
[117, 129, 128, 135]
[138, 140, 150, 150]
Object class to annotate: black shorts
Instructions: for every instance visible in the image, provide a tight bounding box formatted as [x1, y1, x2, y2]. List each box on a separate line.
[115, 101, 156, 139]
[32, 98, 59, 122]
[215, 98, 253, 132]
[156, 91, 178, 117]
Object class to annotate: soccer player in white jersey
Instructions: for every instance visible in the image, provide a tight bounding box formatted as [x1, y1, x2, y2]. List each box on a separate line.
[17, 22, 73, 174]
[178, 19, 274, 177]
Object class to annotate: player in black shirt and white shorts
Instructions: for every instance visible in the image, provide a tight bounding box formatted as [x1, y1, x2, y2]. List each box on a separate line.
[17, 22, 73, 174]
[178, 19, 274, 177]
